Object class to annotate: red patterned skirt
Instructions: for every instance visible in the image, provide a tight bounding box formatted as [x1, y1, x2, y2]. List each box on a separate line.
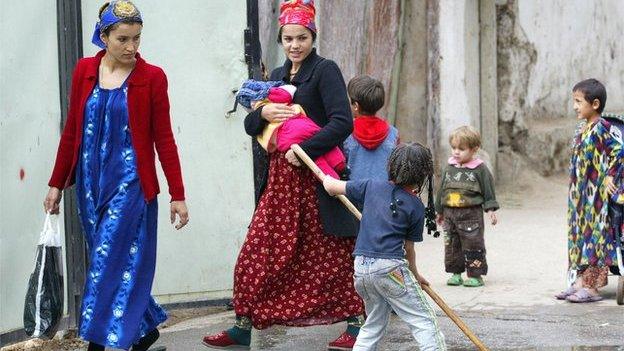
[233, 152, 363, 329]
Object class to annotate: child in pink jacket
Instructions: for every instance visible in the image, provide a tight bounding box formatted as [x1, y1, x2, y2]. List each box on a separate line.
[238, 80, 346, 178]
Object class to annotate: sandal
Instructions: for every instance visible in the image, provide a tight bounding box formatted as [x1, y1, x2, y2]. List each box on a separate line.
[565, 288, 603, 303]
[463, 277, 484, 287]
[446, 273, 463, 286]
[555, 286, 577, 300]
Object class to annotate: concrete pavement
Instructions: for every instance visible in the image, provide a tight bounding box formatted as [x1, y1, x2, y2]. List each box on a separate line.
[157, 174, 624, 350]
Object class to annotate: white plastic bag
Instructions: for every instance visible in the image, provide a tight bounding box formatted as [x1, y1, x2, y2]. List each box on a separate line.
[23, 213, 64, 338]
[38, 213, 62, 247]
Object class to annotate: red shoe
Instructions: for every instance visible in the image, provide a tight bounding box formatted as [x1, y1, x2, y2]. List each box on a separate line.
[202, 331, 250, 350]
[327, 332, 357, 350]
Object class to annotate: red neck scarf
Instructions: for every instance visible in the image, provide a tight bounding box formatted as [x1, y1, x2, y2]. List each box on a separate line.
[353, 116, 390, 150]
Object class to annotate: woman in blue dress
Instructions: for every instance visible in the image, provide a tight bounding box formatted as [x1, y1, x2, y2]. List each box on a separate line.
[44, 2, 189, 350]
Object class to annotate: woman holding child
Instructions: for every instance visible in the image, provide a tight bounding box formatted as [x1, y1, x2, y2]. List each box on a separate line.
[202, 0, 364, 349]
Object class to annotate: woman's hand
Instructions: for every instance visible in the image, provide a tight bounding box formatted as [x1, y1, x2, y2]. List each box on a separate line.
[170, 201, 189, 230]
[260, 103, 296, 123]
[488, 211, 498, 225]
[44, 187, 62, 214]
[285, 149, 302, 167]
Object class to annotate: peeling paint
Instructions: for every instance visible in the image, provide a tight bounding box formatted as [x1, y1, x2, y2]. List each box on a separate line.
[496, 0, 624, 176]
[496, 0, 536, 153]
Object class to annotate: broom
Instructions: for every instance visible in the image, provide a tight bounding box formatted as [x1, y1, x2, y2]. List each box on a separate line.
[290, 144, 489, 351]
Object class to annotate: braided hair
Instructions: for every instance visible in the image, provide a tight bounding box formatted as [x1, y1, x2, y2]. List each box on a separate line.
[387, 142, 440, 237]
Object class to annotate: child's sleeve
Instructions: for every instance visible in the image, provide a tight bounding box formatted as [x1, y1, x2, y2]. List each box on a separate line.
[343, 138, 351, 160]
[345, 179, 370, 205]
[244, 108, 268, 136]
[604, 124, 624, 177]
[434, 168, 447, 214]
[406, 211, 425, 243]
[478, 165, 499, 212]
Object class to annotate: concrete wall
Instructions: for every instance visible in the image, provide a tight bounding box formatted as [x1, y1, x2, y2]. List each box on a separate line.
[520, 0, 624, 118]
[497, 0, 624, 175]
[80, 0, 253, 304]
[259, 0, 284, 74]
[395, 0, 428, 145]
[259, 1, 428, 146]
[1, 1, 252, 336]
[0, 2, 64, 334]
[437, 0, 481, 160]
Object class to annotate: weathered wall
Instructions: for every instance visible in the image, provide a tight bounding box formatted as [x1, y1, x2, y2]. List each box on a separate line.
[319, 0, 429, 144]
[87, 0, 252, 303]
[520, 0, 624, 117]
[259, 0, 482, 168]
[317, 0, 368, 80]
[497, 0, 624, 175]
[394, 0, 428, 145]
[80, 0, 253, 304]
[259, 0, 283, 74]
[0, 1, 65, 335]
[318, 0, 400, 120]
[437, 0, 481, 161]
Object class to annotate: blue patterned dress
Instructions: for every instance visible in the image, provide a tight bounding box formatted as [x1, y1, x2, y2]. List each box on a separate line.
[75, 82, 167, 349]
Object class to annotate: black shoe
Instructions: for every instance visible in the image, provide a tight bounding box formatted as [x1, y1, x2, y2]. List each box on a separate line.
[131, 329, 161, 351]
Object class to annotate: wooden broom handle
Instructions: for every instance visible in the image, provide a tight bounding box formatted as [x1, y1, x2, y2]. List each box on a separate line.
[421, 285, 489, 350]
[290, 143, 490, 351]
[290, 144, 362, 219]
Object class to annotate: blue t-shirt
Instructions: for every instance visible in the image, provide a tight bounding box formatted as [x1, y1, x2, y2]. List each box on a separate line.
[346, 180, 425, 259]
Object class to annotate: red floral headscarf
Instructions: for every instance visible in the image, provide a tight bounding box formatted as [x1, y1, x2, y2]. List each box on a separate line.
[279, 0, 317, 33]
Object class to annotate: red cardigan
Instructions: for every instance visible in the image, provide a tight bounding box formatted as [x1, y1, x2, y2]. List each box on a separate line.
[48, 50, 185, 202]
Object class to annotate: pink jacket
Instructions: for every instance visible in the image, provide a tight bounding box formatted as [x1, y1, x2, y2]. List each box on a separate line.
[276, 114, 345, 178]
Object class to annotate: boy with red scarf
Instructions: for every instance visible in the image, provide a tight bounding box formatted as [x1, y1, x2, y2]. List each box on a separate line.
[344, 75, 399, 181]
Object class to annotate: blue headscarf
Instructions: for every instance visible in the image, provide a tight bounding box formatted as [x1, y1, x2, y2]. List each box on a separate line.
[91, 1, 142, 49]
[236, 80, 284, 109]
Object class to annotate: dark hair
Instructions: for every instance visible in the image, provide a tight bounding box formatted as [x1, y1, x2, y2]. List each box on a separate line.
[573, 78, 607, 113]
[387, 143, 432, 189]
[98, 2, 143, 37]
[348, 75, 385, 115]
[387, 142, 439, 237]
[277, 26, 317, 43]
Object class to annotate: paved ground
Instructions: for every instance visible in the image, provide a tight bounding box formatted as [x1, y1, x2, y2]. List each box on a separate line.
[5, 174, 622, 351]
[156, 174, 624, 350]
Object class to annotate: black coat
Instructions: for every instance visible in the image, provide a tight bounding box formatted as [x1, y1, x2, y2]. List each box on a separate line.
[244, 49, 358, 237]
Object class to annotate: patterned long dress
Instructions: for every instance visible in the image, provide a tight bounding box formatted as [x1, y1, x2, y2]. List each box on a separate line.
[568, 118, 622, 285]
[75, 83, 167, 349]
[233, 152, 364, 329]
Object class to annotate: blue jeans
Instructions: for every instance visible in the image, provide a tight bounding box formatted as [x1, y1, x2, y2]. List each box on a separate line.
[352, 256, 446, 351]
